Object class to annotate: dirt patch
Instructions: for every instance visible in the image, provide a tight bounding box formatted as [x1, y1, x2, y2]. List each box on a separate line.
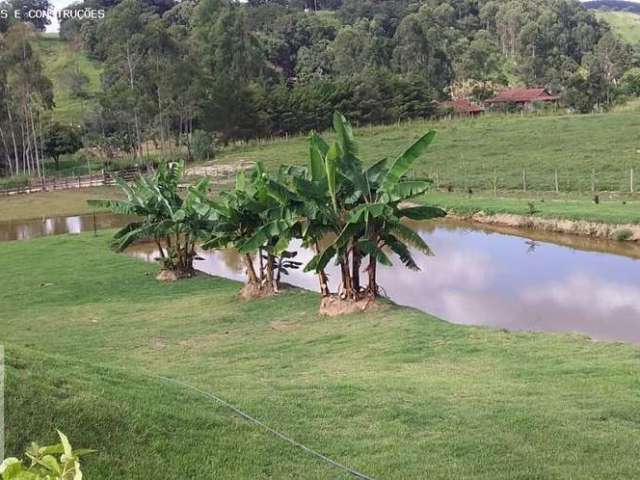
[156, 270, 197, 282]
[270, 320, 300, 332]
[149, 337, 167, 350]
[450, 212, 640, 241]
[156, 270, 179, 282]
[237, 283, 278, 300]
[186, 161, 254, 178]
[319, 295, 384, 317]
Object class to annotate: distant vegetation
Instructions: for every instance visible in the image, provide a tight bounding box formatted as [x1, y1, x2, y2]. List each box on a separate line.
[584, 0, 640, 14]
[0, 0, 639, 179]
[0, 0, 640, 181]
[592, 10, 640, 44]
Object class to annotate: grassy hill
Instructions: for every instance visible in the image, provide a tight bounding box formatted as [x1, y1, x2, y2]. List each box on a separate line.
[35, 34, 102, 124]
[2, 232, 640, 478]
[217, 111, 640, 194]
[594, 9, 640, 44]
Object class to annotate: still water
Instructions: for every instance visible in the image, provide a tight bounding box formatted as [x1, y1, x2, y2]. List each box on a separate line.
[4, 213, 640, 343]
[128, 220, 640, 344]
[0, 213, 135, 242]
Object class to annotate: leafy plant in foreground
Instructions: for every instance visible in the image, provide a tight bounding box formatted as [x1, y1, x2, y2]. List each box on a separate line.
[0, 431, 93, 480]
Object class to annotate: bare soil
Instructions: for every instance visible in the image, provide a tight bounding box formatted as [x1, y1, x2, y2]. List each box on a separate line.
[319, 295, 384, 317]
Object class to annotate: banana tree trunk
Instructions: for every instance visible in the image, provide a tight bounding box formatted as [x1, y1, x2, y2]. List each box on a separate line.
[314, 242, 331, 297]
[267, 254, 277, 293]
[367, 254, 378, 298]
[351, 237, 361, 294]
[339, 256, 355, 299]
[244, 253, 259, 285]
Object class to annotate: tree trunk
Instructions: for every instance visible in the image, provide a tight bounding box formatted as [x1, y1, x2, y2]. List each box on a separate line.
[339, 256, 354, 300]
[244, 253, 259, 285]
[266, 254, 277, 293]
[155, 239, 166, 260]
[367, 255, 378, 298]
[351, 237, 361, 294]
[314, 242, 331, 297]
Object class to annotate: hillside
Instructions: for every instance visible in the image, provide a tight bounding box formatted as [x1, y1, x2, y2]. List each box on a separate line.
[583, 0, 640, 14]
[35, 34, 102, 124]
[217, 111, 640, 194]
[594, 9, 640, 43]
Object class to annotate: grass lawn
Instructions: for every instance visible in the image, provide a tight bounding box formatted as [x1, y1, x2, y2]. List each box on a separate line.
[426, 191, 640, 225]
[1, 232, 640, 478]
[0, 187, 121, 222]
[217, 111, 640, 194]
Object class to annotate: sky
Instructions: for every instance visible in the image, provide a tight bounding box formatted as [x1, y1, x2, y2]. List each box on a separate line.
[41, 0, 640, 33]
[46, 0, 72, 32]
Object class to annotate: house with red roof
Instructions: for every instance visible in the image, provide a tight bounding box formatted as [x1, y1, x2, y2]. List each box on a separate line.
[485, 88, 559, 111]
[439, 98, 484, 117]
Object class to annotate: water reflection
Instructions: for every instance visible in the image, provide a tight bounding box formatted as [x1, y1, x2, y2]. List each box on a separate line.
[0, 213, 136, 241]
[127, 221, 640, 343]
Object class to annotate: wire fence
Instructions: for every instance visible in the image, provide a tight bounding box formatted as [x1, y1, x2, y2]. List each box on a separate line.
[426, 166, 640, 195]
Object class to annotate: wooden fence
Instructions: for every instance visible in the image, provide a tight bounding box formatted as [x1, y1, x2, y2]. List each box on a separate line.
[0, 162, 255, 196]
[0, 168, 140, 196]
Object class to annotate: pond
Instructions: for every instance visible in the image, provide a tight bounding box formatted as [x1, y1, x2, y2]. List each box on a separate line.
[0, 212, 134, 242]
[4, 212, 640, 343]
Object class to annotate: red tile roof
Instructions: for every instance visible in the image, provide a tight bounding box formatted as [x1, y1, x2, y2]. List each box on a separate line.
[441, 98, 484, 114]
[486, 88, 559, 103]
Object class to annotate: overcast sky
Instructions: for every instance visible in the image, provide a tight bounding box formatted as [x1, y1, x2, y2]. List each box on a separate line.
[43, 0, 640, 33]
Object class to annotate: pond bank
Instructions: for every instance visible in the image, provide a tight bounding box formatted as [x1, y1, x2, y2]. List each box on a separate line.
[449, 210, 640, 242]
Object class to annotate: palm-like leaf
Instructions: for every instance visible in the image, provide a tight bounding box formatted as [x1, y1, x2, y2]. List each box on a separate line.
[380, 130, 436, 194]
[382, 234, 420, 271]
[333, 111, 359, 161]
[389, 222, 433, 256]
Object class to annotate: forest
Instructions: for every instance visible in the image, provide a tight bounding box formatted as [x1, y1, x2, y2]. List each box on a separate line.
[0, 0, 638, 177]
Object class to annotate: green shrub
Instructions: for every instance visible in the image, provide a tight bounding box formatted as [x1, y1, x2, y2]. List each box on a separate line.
[0, 175, 30, 190]
[191, 130, 216, 162]
[615, 229, 633, 241]
[0, 431, 93, 480]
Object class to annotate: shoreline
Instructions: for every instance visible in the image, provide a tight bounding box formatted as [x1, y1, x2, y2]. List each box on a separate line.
[447, 210, 640, 241]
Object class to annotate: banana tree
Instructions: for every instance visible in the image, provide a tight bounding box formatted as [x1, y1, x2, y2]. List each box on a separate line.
[89, 161, 213, 277]
[307, 112, 446, 300]
[202, 163, 299, 295]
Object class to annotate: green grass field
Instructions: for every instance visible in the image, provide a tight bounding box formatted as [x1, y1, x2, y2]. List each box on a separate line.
[35, 34, 102, 124]
[1, 232, 640, 478]
[218, 111, 640, 194]
[595, 10, 640, 44]
[425, 191, 640, 224]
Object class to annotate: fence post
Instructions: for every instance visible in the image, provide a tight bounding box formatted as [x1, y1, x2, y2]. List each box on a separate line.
[631, 168, 634, 194]
[554, 169, 559, 193]
[591, 168, 596, 194]
[522, 168, 527, 192]
[493, 168, 498, 196]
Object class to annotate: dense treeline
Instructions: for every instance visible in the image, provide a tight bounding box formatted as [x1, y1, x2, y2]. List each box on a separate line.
[0, 0, 638, 176]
